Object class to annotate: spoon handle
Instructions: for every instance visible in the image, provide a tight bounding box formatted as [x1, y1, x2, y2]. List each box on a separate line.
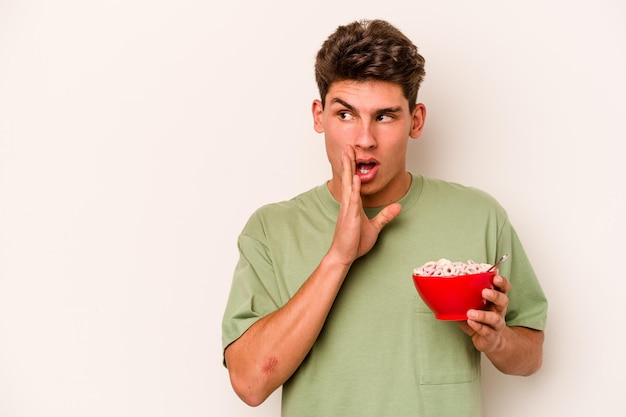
[487, 253, 510, 272]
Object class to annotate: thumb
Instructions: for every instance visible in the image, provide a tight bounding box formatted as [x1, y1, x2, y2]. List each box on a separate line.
[370, 203, 402, 232]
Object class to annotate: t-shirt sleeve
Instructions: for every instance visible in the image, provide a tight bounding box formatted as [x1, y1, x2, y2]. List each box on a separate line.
[221, 219, 283, 365]
[497, 220, 548, 331]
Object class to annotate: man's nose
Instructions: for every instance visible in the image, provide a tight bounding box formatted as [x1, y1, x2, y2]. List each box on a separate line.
[354, 122, 377, 150]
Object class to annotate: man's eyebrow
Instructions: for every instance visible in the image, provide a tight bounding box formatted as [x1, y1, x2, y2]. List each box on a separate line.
[375, 106, 402, 114]
[331, 98, 402, 115]
[331, 98, 357, 114]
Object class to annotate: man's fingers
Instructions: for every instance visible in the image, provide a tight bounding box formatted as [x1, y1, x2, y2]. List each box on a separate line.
[340, 147, 357, 204]
[493, 274, 511, 294]
[370, 203, 402, 231]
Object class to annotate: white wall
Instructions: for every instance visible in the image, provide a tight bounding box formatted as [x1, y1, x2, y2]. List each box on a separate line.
[1, 1, 624, 416]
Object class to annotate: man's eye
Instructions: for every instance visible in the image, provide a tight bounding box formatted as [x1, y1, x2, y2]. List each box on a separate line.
[377, 114, 393, 122]
[339, 111, 354, 121]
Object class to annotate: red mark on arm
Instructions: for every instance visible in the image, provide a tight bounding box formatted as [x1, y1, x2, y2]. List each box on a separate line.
[261, 357, 278, 374]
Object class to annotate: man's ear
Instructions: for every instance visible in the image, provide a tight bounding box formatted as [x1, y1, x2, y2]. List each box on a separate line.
[409, 103, 426, 139]
[312, 99, 324, 133]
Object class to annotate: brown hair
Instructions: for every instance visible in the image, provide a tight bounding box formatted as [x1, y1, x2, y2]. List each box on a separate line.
[314, 19, 426, 112]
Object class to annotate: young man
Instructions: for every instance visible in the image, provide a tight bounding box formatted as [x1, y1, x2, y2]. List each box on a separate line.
[222, 19, 547, 416]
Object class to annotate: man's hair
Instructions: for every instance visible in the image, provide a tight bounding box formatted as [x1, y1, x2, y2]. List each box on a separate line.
[315, 19, 426, 112]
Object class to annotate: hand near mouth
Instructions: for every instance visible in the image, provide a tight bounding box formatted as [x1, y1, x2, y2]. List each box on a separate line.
[327, 146, 402, 266]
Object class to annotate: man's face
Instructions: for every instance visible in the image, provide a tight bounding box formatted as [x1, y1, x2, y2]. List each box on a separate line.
[312, 80, 425, 207]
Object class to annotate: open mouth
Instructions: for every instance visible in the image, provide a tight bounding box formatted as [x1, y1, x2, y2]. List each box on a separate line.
[357, 161, 377, 174]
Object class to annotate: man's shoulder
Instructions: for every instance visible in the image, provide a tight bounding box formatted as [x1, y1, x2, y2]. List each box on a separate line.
[244, 184, 328, 227]
[239, 184, 331, 241]
[419, 175, 505, 214]
[255, 185, 321, 214]
[423, 175, 498, 201]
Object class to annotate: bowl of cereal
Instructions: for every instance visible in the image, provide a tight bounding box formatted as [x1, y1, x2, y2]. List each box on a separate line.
[412, 258, 497, 321]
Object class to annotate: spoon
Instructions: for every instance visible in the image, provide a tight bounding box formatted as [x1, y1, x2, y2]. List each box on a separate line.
[487, 253, 510, 272]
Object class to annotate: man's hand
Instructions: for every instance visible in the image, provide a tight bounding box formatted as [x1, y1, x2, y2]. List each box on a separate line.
[327, 146, 402, 267]
[458, 272, 511, 352]
[458, 273, 544, 376]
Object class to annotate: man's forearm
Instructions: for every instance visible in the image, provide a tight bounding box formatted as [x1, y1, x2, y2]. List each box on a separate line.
[224, 254, 351, 406]
[486, 326, 544, 376]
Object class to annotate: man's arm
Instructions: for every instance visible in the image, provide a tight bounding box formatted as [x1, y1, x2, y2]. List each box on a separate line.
[224, 147, 402, 406]
[481, 325, 544, 376]
[225, 253, 351, 406]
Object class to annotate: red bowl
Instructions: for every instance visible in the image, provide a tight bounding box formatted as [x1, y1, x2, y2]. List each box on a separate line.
[412, 271, 495, 320]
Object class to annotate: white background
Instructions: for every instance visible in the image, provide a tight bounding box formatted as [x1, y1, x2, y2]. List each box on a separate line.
[1, 1, 624, 416]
